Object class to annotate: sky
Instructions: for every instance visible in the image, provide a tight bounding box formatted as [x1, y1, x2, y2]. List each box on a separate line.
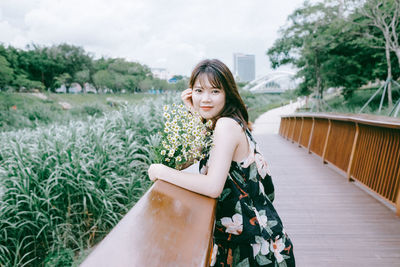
[0, 0, 308, 78]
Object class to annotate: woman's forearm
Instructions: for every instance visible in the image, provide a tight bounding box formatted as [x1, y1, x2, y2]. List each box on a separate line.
[156, 165, 222, 198]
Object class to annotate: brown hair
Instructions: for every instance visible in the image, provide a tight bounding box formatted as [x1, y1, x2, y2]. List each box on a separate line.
[189, 59, 249, 129]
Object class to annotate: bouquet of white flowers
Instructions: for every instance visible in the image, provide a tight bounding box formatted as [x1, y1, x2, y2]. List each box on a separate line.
[154, 103, 213, 170]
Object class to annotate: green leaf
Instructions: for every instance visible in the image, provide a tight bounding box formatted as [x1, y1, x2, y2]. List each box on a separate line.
[219, 188, 231, 202]
[236, 257, 251, 267]
[256, 254, 272, 265]
[278, 260, 288, 267]
[235, 200, 242, 214]
[249, 164, 258, 182]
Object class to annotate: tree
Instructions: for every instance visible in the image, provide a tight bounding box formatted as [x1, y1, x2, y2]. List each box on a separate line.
[0, 55, 13, 89]
[355, 0, 400, 107]
[74, 69, 90, 93]
[54, 73, 72, 93]
[138, 77, 153, 91]
[14, 74, 44, 91]
[267, 1, 344, 109]
[93, 70, 114, 93]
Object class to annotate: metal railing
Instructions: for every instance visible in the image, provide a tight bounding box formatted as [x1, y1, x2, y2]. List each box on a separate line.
[81, 180, 216, 266]
[279, 113, 400, 216]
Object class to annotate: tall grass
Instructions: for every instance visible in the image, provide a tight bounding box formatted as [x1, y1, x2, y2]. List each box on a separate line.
[322, 88, 400, 117]
[0, 97, 170, 266]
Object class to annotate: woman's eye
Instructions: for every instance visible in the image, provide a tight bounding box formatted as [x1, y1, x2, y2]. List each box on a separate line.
[194, 88, 202, 93]
[212, 90, 220, 94]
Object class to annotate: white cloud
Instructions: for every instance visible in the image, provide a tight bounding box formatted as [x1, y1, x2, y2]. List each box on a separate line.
[0, 0, 307, 76]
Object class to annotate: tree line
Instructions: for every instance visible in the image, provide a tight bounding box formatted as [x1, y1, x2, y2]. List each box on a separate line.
[267, 0, 400, 107]
[0, 43, 187, 93]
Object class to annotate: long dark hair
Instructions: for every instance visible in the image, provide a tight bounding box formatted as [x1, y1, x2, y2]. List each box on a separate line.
[189, 59, 249, 129]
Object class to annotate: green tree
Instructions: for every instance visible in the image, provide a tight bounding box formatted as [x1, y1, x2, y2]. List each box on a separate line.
[0, 55, 13, 89]
[354, 0, 400, 106]
[74, 69, 91, 92]
[93, 70, 114, 93]
[268, 1, 342, 109]
[54, 73, 73, 93]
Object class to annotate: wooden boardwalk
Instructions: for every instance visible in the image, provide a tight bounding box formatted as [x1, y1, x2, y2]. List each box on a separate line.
[255, 133, 400, 267]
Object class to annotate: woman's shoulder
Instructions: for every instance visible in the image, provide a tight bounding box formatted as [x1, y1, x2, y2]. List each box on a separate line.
[214, 117, 243, 132]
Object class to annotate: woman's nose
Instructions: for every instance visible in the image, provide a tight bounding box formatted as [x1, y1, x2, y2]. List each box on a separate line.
[201, 92, 211, 102]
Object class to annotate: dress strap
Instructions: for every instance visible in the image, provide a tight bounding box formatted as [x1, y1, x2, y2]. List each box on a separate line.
[229, 117, 258, 149]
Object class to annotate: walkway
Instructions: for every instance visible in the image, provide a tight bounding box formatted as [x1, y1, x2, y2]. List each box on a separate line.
[253, 101, 400, 266]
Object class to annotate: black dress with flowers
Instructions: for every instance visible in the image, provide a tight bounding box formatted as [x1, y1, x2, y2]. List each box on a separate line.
[200, 118, 295, 267]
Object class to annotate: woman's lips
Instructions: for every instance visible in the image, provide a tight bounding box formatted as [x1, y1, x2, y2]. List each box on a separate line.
[200, 106, 213, 111]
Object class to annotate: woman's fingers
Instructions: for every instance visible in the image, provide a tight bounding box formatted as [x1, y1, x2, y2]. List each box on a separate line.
[181, 88, 194, 111]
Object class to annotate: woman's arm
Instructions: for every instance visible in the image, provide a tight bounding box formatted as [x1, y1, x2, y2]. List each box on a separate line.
[148, 117, 242, 198]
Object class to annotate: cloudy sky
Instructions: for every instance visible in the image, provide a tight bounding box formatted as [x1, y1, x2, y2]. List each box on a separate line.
[0, 0, 308, 77]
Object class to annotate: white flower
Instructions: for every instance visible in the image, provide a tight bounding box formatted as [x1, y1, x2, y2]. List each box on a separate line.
[220, 213, 243, 235]
[161, 150, 166, 156]
[259, 181, 266, 197]
[251, 236, 270, 257]
[254, 153, 270, 178]
[270, 237, 285, 263]
[253, 207, 268, 229]
[163, 105, 169, 111]
[165, 158, 170, 162]
[176, 156, 182, 162]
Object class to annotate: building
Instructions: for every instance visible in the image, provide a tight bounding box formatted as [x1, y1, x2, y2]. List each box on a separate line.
[233, 53, 255, 82]
[151, 68, 170, 80]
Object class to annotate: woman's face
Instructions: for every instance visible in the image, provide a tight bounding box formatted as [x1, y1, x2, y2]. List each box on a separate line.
[192, 75, 226, 120]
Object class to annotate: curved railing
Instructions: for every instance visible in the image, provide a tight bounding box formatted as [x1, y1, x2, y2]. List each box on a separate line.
[81, 180, 216, 266]
[279, 113, 400, 216]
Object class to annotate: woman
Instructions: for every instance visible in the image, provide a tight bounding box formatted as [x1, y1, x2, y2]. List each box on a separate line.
[148, 59, 295, 267]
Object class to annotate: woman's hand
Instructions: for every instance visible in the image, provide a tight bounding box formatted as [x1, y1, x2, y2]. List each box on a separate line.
[181, 88, 194, 113]
[148, 164, 164, 181]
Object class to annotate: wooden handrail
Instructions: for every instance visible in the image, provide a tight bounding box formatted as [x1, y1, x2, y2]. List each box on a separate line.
[81, 180, 216, 266]
[279, 113, 400, 216]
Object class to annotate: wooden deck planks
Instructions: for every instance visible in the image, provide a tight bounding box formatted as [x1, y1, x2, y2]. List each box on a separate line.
[254, 134, 400, 267]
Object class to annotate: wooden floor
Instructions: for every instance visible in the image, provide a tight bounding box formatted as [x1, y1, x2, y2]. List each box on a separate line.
[254, 133, 400, 267]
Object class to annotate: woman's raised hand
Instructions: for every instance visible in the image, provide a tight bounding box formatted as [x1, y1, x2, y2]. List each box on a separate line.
[181, 88, 194, 113]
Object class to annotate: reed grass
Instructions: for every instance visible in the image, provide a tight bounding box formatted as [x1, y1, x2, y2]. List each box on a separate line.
[0, 97, 171, 266]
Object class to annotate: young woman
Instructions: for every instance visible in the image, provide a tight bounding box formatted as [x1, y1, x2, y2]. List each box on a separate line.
[148, 59, 295, 267]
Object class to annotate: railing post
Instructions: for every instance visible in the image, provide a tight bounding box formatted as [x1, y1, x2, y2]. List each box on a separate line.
[322, 119, 332, 164]
[290, 117, 297, 142]
[396, 182, 400, 216]
[298, 117, 304, 147]
[347, 122, 359, 182]
[307, 117, 315, 154]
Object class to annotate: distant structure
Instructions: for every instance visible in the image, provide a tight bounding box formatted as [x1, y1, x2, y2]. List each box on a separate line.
[233, 53, 255, 82]
[151, 68, 170, 80]
[243, 71, 298, 94]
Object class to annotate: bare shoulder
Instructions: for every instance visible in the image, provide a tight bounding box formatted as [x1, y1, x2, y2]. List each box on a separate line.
[214, 117, 243, 136]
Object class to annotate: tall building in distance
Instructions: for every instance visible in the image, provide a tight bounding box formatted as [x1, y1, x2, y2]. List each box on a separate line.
[233, 53, 255, 82]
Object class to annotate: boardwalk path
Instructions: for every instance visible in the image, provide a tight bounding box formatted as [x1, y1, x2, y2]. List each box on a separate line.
[252, 101, 400, 266]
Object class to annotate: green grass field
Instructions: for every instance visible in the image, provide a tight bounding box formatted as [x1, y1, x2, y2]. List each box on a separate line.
[0, 92, 159, 132]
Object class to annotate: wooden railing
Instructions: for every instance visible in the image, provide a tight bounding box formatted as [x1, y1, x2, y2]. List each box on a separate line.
[279, 113, 400, 216]
[81, 180, 216, 266]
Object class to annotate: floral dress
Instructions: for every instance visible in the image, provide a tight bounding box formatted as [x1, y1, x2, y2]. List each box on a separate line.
[200, 118, 295, 267]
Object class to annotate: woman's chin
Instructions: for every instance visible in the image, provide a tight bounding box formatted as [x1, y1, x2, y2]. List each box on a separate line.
[199, 112, 214, 120]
